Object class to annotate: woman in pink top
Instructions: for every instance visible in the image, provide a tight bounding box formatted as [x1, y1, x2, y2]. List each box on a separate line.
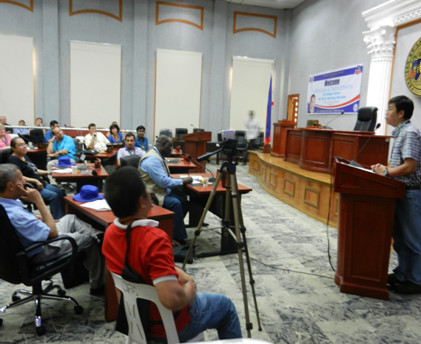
[0, 124, 12, 149]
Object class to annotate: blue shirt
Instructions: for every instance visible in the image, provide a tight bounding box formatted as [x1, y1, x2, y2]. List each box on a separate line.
[390, 120, 421, 187]
[108, 132, 123, 144]
[135, 137, 149, 151]
[14, 128, 29, 135]
[0, 198, 50, 257]
[44, 129, 53, 142]
[140, 147, 182, 194]
[53, 135, 75, 160]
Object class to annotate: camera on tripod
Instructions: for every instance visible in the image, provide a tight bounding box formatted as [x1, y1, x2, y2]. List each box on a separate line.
[197, 130, 238, 163]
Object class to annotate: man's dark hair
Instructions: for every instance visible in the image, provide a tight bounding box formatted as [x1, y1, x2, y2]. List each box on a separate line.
[0, 164, 18, 193]
[50, 120, 58, 127]
[88, 123, 96, 129]
[125, 132, 135, 140]
[136, 125, 145, 132]
[389, 95, 414, 120]
[104, 166, 147, 218]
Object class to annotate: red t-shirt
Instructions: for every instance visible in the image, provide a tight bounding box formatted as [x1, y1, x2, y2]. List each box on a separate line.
[102, 219, 190, 338]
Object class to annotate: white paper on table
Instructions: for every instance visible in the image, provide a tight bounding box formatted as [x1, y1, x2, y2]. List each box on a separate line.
[53, 168, 72, 173]
[80, 199, 111, 211]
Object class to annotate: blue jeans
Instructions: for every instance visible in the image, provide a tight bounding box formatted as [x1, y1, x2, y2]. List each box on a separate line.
[178, 292, 242, 342]
[163, 192, 188, 241]
[40, 184, 65, 219]
[393, 190, 421, 285]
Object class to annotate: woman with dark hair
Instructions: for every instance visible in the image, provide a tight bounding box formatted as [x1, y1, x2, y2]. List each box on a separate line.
[108, 123, 123, 144]
[8, 137, 65, 219]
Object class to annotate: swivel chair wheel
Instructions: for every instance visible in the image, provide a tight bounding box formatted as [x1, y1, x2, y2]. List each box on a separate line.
[58, 289, 66, 297]
[0, 318, 3, 326]
[74, 305, 83, 314]
[12, 295, 20, 302]
[36, 325, 46, 336]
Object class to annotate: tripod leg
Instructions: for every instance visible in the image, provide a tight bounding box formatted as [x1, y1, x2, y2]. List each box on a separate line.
[181, 172, 223, 269]
[229, 171, 253, 338]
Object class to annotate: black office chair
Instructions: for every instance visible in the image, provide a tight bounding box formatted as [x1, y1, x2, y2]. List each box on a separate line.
[0, 205, 83, 335]
[159, 128, 173, 138]
[29, 129, 45, 145]
[193, 128, 205, 132]
[175, 128, 188, 141]
[353, 107, 378, 132]
[0, 148, 12, 164]
[120, 154, 141, 168]
[235, 130, 248, 162]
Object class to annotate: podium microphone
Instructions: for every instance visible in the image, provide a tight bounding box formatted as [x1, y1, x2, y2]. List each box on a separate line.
[349, 123, 381, 167]
[322, 111, 344, 129]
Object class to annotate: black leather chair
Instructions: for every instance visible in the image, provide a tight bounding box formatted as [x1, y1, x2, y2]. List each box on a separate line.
[175, 128, 188, 141]
[0, 205, 83, 335]
[0, 148, 12, 164]
[120, 154, 141, 168]
[353, 107, 378, 132]
[193, 128, 204, 132]
[28, 129, 45, 145]
[159, 128, 172, 138]
[235, 130, 248, 162]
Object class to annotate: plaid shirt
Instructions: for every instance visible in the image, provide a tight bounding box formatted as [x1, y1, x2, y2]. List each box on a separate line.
[390, 119, 421, 186]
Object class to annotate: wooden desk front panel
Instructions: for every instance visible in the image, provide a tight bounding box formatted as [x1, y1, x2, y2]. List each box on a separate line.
[284, 129, 302, 165]
[299, 130, 332, 173]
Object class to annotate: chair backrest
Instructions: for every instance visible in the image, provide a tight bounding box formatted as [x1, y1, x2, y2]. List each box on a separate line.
[159, 129, 173, 138]
[353, 107, 378, 132]
[110, 272, 179, 344]
[0, 205, 25, 284]
[120, 154, 141, 168]
[193, 128, 204, 133]
[73, 138, 83, 155]
[29, 129, 45, 144]
[0, 148, 12, 164]
[175, 128, 188, 141]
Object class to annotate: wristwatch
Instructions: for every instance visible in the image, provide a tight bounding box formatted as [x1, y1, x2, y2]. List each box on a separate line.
[383, 168, 389, 176]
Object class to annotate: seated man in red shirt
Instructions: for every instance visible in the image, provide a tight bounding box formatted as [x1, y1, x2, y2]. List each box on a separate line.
[102, 166, 242, 342]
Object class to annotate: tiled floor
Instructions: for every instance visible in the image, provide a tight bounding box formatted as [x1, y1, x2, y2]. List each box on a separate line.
[1, 162, 421, 343]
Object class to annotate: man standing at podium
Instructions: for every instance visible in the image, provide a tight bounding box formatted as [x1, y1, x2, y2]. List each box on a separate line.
[371, 95, 421, 294]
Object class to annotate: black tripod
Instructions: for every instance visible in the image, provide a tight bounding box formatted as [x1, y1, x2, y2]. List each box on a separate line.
[182, 156, 262, 338]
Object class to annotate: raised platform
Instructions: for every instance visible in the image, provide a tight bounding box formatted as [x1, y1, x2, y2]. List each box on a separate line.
[248, 151, 338, 227]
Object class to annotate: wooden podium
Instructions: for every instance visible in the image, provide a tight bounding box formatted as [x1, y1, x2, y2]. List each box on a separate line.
[333, 158, 405, 299]
[182, 131, 211, 172]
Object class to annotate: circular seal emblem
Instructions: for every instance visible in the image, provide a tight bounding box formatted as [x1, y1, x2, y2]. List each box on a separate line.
[405, 36, 421, 96]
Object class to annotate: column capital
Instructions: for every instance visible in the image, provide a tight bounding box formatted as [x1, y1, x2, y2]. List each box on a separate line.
[362, 25, 396, 59]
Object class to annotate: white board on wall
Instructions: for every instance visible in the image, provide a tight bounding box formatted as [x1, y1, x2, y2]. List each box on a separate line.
[70, 41, 121, 128]
[0, 34, 34, 127]
[230, 57, 274, 131]
[155, 49, 202, 139]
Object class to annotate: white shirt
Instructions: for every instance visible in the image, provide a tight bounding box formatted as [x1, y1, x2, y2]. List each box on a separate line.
[245, 117, 260, 140]
[84, 132, 109, 152]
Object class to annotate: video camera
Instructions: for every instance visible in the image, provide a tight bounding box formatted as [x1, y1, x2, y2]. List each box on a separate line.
[197, 130, 238, 163]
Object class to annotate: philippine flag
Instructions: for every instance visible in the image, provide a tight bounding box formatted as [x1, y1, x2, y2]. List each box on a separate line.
[264, 75, 273, 146]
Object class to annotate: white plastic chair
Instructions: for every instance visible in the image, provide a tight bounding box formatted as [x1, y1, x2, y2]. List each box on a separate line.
[111, 272, 203, 344]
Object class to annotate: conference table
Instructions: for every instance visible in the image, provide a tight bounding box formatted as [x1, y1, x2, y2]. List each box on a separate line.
[166, 157, 196, 173]
[52, 163, 108, 192]
[172, 172, 252, 256]
[64, 196, 175, 322]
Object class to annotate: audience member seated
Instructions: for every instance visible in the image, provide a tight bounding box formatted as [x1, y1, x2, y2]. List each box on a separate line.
[0, 124, 12, 149]
[139, 135, 192, 244]
[34, 117, 44, 127]
[44, 120, 59, 142]
[135, 125, 149, 151]
[102, 166, 242, 342]
[46, 127, 76, 170]
[85, 123, 110, 152]
[8, 137, 65, 219]
[108, 123, 124, 144]
[14, 120, 29, 136]
[116, 132, 145, 167]
[0, 164, 105, 295]
[0, 116, 12, 134]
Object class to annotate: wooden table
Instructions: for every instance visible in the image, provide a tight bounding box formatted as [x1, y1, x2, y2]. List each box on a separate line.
[171, 148, 183, 157]
[52, 163, 108, 192]
[172, 172, 252, 255]
[166, 157, 196, 173]
[64, 196, 175, 322]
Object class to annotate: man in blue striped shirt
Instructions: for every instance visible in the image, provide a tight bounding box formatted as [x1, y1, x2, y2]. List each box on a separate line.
[371, 95, 421, 294]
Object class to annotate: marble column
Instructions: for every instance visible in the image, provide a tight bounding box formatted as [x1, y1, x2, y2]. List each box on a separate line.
[363, 25, 396, 135]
